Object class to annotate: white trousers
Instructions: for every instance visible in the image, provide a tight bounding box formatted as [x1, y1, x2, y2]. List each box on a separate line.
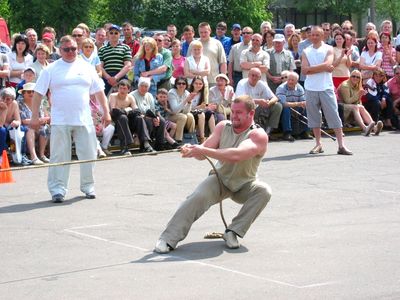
[48, 125, 97, 197]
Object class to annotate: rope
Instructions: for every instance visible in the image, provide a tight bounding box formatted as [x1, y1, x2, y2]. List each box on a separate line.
[0, 149, 179, 173]
[203, 155, 228, 239]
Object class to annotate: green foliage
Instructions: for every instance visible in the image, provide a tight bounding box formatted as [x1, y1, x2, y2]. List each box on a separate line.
[143, 0, 271, 33]
[376, 0, 400, 25]
[0, 0, 11, 21]
[294, 0, 370, 17]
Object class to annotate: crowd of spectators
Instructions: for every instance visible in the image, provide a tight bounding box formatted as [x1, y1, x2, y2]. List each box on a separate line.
[1, 18, 400, 166]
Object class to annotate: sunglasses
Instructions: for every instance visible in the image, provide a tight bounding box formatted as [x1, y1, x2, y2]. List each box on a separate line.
[109, 31, 119, 35]
[351, 75, 361, 79]
[42, 39, 52, 42]
[395, 72, 400, 75]
[62, 47, 77, 52]
[176, 82, 186, 85]
[281, 76, 287, 79]
[72, 34, 83, 38]
[242, 32, 252, 35]
[24, 90, 34, 94]
[155, 39, 163, 42]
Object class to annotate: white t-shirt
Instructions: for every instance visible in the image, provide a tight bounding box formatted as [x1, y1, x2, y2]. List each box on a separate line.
[235, 78, 274, 102]
[7, 52, 33, 84]
[34, 58, 103, 126]
[360, 51, 382, 66]
[186, 55, 209, 85]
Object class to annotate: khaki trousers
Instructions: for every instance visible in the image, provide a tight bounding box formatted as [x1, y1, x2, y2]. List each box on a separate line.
[160, 175, 272, 249]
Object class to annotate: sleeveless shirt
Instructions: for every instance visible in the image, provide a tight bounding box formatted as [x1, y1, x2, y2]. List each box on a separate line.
[215, 122, 262, 192]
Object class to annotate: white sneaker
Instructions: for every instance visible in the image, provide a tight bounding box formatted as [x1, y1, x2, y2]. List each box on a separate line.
[154, 239, 171, 254]
[32, 158, 44, 165]
[374, 121, 383, 136]
[98, 149, 107, 158]
[223, 231, 240, 249]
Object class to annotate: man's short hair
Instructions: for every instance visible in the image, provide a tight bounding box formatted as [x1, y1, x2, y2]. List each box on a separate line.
[216, 22, 227, 30]
[1, 87, 16, 100]
[198, 22, 211, 31]
[118, 79, 131, 89]
[183, 25, 194, 33]
[287, 71, 299, 81]
[59, 35, 76, 46]
[157, 88, 168, 95]
[233, 95, 255, 112]
[122, 22, 133, 28]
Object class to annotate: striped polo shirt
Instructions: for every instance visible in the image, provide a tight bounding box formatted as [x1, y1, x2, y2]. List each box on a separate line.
[98, 42, 132, 73]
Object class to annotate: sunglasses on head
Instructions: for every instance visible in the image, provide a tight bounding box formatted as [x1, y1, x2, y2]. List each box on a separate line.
[62, 47, 77, 52]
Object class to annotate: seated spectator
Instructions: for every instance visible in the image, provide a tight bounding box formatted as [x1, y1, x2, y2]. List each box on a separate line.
[0, 88, 30, 165]
[236, 68, 282, 136]
[379, 32, 396, 78]
[134, 37, 165, 97]
[276, 72, 312, 141]
[89, 92, 115, 157]
[7, 34, 33, 88]
[386, 65, 400, 127]
[171, 39, 185, 83]
[208, 73, 235, 122]
[167, 77, 196, 143]
[365, 68, 394, 130]
[0, 51, 9, 89]
[155, 88, 180, 149]
[18, 82, 50, 164]
[184, 40, 210, 85]
[332, 32, 352, 88]
[16, 67, 36, 97]
[130, 77, 167, 151]
[337, 70, 377, 136]
[109, 80, 153, 155]
[188, 76, 215, 143]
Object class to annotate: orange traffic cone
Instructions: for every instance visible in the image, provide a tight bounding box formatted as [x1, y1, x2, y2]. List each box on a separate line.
[0, 150, 15, 184]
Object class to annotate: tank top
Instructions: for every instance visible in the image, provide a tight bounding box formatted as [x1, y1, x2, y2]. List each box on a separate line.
[215, 122, 262, 192]
[304, 43, 334, 91]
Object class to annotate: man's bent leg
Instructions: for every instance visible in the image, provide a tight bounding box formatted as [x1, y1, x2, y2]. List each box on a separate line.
[48, 125, 72, 197]
[229, 181, 272, 237]
[159, 175, 229, 249]
[73, 125, 97, 195]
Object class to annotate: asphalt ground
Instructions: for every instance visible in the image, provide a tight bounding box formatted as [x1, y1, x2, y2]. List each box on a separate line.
[1, 130, 399, 299]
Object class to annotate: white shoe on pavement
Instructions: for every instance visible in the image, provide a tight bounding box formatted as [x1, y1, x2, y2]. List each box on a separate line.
[154, 239, 171, 254]
[223, 231, 240, 249]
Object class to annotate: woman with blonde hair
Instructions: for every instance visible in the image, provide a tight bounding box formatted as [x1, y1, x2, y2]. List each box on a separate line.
[184, 40, 210, 85]
[337, 70, 376, 135]
[80, 38, 102, 77]
[134, 37, 165, 97]
[31, 44, 50, 79]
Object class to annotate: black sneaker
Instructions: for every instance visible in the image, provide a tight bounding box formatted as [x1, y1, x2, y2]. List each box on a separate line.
[282, 133, 295, 142]
[52, 194, 64, 203]
[85, 193, 96, 199]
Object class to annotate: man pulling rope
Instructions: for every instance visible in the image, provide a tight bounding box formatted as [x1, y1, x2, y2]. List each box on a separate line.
[155, 95, 272, 253]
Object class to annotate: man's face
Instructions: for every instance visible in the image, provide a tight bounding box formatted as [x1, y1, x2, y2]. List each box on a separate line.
[138, 84, 149, 95]
[242, 29, 253, 43]
[216, 26, 226, 38]
[248, 70, 261, 86]
[183, 30, 194, 42]
[382, 23, 392, 34]
[230, 101, 253, 129]
[72, 29, 84, 44]
[96, 29, 107, 44]
[167, 26, 177, 38]
[322, 26, 331, 38]
[231, 28, 241, 39]
[155, 35, 164, 49]
[157, 93, 168, 105]
[310, 29, 323, 44]
[118, 84, 129, 95]
[251, 35, 262, 50]
[273, 41, 284, 52]
[42, 38, 53, 49]
[108, 30, 120, 43]
[60, 40, 78, 62]
[199, 26, 211, 40]
[123, 26, 133, 38]
[285, 27, 294, 38]
[27, 31, 37, 44]
[23, 70, 35, 82]
[365, 25, 374, 34]
[287, 75, 298, 89]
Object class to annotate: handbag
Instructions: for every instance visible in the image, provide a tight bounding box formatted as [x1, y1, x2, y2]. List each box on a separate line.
[182, 132, 198, 145]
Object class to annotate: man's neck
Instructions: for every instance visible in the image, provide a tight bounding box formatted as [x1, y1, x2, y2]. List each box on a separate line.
[109, 40, 119, 47]
[312, 41, 323, 48]
[124, 36, 133, 43]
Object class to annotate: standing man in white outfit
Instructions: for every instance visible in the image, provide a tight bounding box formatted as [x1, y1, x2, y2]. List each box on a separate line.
[31, 35, 111, 203]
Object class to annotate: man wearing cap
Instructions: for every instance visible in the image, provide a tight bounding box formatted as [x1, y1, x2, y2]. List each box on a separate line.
[230, 24, 242, 47]
[240, 33, 270, 81]
[228, 26, 253, 89]
[236, 68, 282, 136]
[188, 22, 227, 87]
[41, 32, 61, 63]
[266, 33, 296, 93]
[31, 35, 112, 203]
[214, 21, 231, 58]
[98, 25, 132, 95]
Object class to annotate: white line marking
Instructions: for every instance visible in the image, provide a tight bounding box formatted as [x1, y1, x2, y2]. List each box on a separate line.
[66, 223, 110, 230]
[377, 190, 400, 195]
[64, 227, 338, 289]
